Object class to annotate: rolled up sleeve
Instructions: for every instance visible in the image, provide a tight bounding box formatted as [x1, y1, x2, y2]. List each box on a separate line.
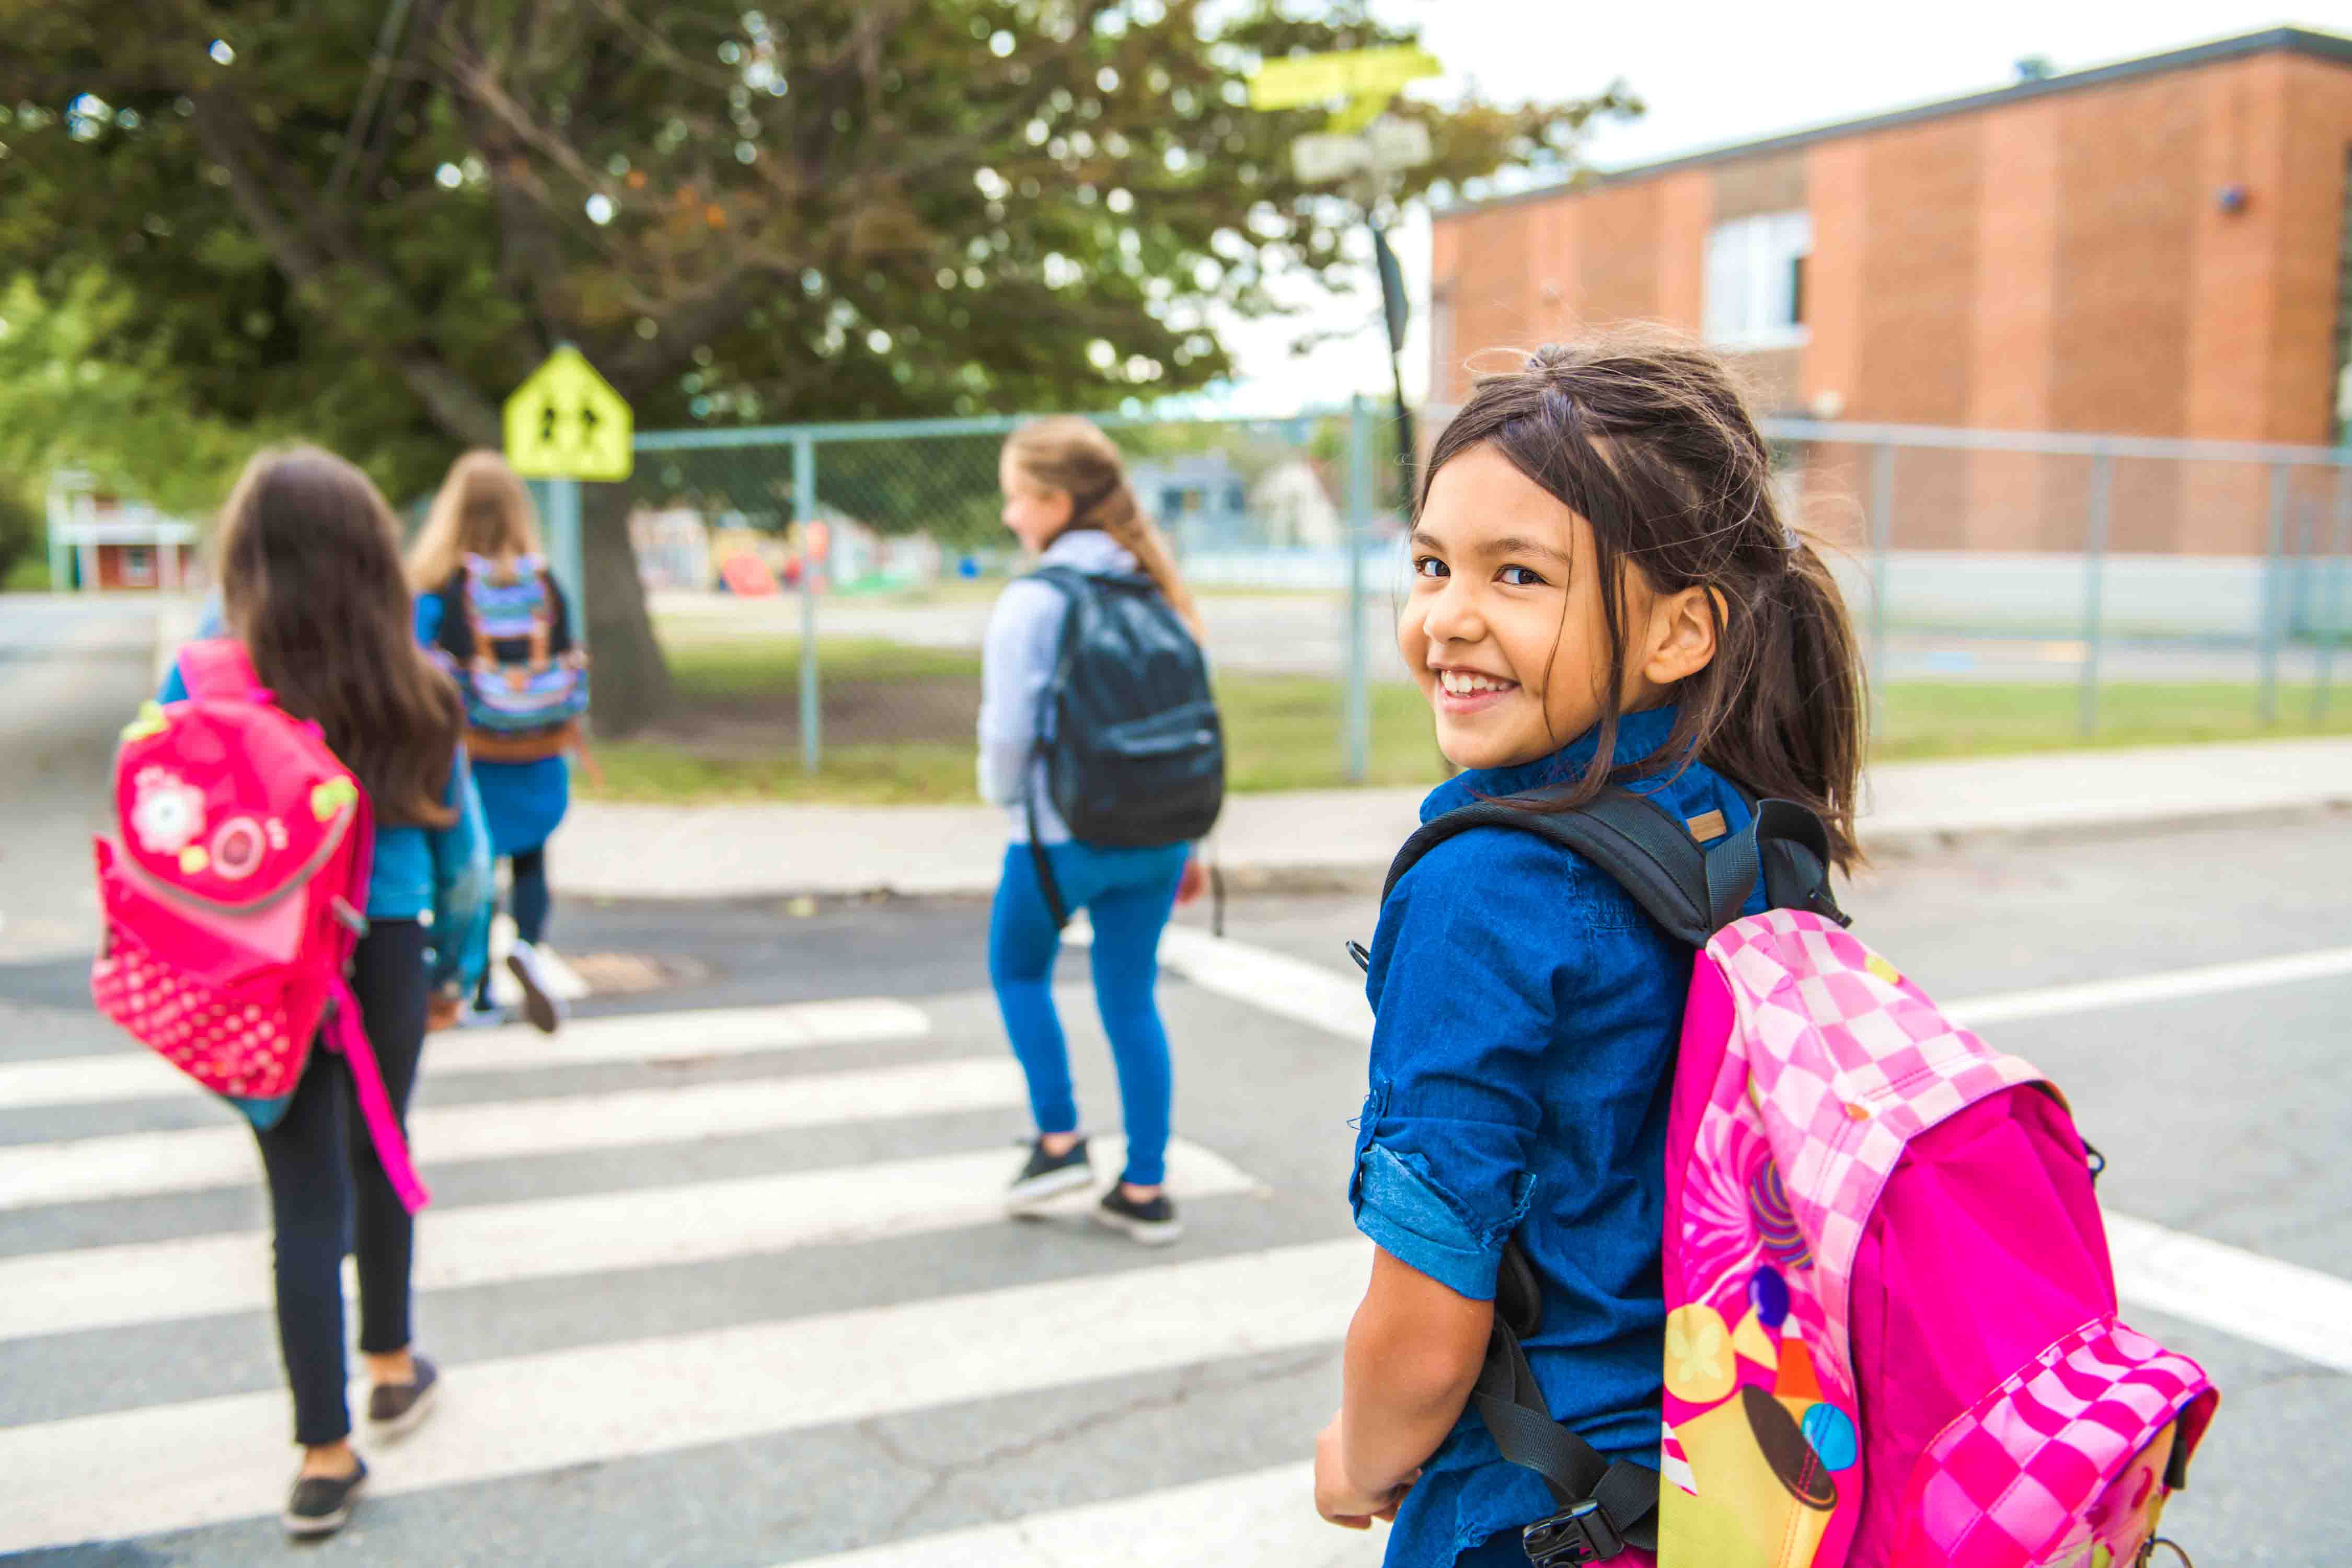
[1350, 828, 1585, 1300]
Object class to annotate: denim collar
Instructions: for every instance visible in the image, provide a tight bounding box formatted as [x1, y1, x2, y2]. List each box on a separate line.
[1419, 704, 1686, 824]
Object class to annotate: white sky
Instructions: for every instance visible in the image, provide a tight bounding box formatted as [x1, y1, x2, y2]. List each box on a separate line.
[1210, 5, 2352, 414]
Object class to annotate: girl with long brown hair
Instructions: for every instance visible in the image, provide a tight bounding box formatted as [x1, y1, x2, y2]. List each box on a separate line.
[981, 416, 1213, 1245]
[409, 449, 586, 1032]
[158, 446, 492, 1538]
[1312, 332, 1865, 1566]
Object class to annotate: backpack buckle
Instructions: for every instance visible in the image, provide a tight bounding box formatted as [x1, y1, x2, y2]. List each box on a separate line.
[1522, 1500, 1623, 1566]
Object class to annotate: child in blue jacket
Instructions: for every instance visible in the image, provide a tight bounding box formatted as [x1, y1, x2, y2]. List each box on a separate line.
[1314, 335, 1866, 1566]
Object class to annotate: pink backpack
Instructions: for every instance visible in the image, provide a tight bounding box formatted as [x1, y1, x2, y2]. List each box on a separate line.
[1382, 790, 2216, 1568]
[90, 640, 429, 1214]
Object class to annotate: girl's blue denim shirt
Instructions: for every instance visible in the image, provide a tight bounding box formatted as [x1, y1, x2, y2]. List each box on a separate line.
[159, 643, 493, 996]
[1353, 704, 1764, 1564]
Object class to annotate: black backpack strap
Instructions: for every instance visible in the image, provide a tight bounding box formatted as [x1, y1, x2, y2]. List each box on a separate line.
[1380, 785, 1847, 940]
[1018, 568, 1093, 929]
[1380, 785, 1715, 944]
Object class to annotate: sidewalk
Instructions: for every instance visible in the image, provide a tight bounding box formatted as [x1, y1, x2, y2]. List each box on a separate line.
[559, 736, 2352, 902]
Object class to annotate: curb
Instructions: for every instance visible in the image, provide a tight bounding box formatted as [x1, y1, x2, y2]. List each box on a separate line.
[568, 794, 2350, 909]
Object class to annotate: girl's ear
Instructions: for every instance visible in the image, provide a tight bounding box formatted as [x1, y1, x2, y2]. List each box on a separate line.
[1640, 584, 1722, 688]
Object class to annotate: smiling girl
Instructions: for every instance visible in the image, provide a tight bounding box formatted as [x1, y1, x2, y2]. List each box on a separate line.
[1313, 335, 1864, 1566]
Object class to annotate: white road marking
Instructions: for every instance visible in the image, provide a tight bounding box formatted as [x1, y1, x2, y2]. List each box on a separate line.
[1133, 925, 2352, 1376]
[792, 1462, 1384, 1568]
[2105, 1213, 2352, 1376]
[0, 997, 931, 1111]
[1944, 946, 2352, 1029]
[0, 1136, 1263, 1342]
[0, 1237, 1369, 1554]
[1065, 920, 1374, 1044]
[0, 1056, 1020, 1210]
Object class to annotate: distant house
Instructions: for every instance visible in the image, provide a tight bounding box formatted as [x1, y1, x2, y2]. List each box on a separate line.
[1131, 453, 1252, 552]
[45, 470, 197, 592]
[1248, 458, 1343, 549]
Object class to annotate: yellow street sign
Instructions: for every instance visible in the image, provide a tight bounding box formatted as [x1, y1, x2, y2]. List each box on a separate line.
[503, 345, 633, 482]
[1248, 45, 1440, 112]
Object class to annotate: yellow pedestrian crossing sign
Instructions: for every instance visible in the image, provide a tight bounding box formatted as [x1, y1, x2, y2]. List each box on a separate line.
[503, 345, 633, 482]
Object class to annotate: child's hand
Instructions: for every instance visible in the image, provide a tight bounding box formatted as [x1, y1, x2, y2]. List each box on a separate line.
[1174, 856, 1207, 907]
[1313, 1414, 1414, 1529]
[425, 995, 462, 1033]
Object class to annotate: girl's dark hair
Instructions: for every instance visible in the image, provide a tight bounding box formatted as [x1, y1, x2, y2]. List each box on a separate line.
[215, 446, 464, 828]
[1423, 329, 1866, 868]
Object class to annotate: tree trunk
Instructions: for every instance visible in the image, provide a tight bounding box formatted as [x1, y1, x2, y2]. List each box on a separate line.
[581, 479, 672, 736]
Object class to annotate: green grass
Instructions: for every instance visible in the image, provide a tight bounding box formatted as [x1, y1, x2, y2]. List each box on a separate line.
[582, 636, 2352, 804]
[3, 557, 52, 592]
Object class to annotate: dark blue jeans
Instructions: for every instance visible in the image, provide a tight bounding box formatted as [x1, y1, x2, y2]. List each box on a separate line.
[252, 919, 429, 1445]
[988, 839, 1189, 1187]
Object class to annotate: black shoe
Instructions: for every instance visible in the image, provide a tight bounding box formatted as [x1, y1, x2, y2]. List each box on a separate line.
[365, 1354, 440, 1443]
[1005, 1136, 1093, 1213]
[1094, 1186, 1182, 1246]
[283, 1455, 367, 1539]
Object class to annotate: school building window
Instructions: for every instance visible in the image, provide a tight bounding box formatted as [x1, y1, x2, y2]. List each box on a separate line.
[121, 546, 155, 586]
[1705, 211, 1811, 351]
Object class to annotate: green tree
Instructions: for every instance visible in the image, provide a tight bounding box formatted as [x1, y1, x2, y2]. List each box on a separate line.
[0, 1, 1632, 729]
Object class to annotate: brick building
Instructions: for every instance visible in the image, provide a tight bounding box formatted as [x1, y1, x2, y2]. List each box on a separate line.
[1429, 28, 2352, 559]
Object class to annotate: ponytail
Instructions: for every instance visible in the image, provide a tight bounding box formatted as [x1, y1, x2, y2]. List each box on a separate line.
[1002, 417, 1202, 638]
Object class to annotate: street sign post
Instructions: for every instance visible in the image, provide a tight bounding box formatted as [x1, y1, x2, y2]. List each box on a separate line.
[503, 345, 633, 642]
[1250, 45, 1444, 782]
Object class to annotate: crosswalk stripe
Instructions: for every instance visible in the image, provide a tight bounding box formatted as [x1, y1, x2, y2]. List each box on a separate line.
[2106, 1212, 2352, 1376]
[0, 1237, 1369, 1554]
[1944, 945, 2352, 1028]
[0, 998, 931, 1111]
[788, 1462, 1384, 1568]
[0, 1056, 1021, 1211]
[0, 1136, 1264, 1342]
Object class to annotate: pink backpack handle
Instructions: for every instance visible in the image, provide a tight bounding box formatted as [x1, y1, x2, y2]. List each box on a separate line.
[177, 639, 266, 703]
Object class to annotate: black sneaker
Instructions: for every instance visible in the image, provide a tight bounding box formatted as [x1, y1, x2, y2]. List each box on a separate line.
[1094, 1186, 1183, 1246]
[1005, 1136, 1093, 1213]
[365, 1354, 440, 1443]
[282, 1455, 367, 1539]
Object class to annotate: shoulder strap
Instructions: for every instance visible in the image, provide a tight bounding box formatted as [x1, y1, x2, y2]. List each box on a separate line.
[1380, 785, 1846, 942]
[176, 638, 264, 703]
[1020, 568, 1091, 930]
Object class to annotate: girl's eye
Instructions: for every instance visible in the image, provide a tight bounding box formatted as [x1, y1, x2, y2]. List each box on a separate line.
[1498, 565, 1549, 587]
[1412, 556, 1448, 580]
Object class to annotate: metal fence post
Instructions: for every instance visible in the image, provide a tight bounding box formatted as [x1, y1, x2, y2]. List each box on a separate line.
[793, 434, 821, 774]
[543, 477, 585, 643]
[2078, 452, 2113, 738]
[1344, 395, 1372, 784]
[2320, 464, 2349, 725]
[2260, 462, 2289, 726]
[1868, 440, 1893, 709]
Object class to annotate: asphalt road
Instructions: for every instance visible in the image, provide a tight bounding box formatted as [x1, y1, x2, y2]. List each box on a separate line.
[0, 595, 159, 965]
[2, 590, 2345, 1563]
[0, 812, 2345, 1564]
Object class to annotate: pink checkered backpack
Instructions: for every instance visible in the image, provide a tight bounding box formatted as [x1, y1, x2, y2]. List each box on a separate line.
[90, 639, 429, 1213]
[1381, 788, 2217, 1568]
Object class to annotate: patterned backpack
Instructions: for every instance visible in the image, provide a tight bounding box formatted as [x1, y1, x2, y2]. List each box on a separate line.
[431, 552, 587, 762]
[1381, 788, 2217, 1568]
[90, 640, 429, 1213]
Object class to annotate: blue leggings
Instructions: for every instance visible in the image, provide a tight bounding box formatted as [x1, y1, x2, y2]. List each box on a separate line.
[989, 839, 1190, 1187]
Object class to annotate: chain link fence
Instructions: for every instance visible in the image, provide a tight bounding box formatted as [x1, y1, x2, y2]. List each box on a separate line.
[607, 407, 2350, 801]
